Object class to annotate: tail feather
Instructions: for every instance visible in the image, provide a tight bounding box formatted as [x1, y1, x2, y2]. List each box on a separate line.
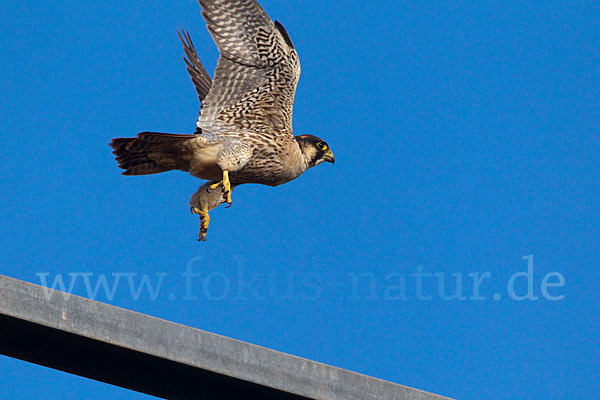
[110, 132, 196, 175]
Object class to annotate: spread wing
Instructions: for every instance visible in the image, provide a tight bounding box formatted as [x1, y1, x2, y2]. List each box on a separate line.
[178, 30, 213, 104]
[196, 0, 301, 137]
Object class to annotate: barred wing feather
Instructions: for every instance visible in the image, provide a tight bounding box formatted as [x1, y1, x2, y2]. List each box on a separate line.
[196, 0, 300, 137]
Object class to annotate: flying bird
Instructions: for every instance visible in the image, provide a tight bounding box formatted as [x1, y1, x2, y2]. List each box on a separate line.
[110, 0, 334, 241]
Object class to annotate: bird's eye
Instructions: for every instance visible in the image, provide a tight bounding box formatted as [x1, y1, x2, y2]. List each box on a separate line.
[317, 142, 327, 150]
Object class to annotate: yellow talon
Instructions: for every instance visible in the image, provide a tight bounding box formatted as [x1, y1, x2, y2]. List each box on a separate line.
[191, 206, 210, 241]
[209, 170, 232, 205]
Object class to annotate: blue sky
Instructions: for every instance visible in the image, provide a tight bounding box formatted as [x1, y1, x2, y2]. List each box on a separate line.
[1, 0, 598, 398]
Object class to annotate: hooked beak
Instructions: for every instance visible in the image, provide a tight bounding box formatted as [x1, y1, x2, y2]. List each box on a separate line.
[323, 150, 335, 164]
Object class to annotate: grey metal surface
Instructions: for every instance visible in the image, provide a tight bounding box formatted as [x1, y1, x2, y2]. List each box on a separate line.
[0, 274, 451, 400]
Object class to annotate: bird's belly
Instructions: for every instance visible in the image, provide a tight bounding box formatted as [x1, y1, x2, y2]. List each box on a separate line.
[188, 145, 223, 181]
[230, 164, 299, 187]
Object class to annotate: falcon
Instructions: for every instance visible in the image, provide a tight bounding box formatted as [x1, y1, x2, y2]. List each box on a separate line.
[110, 0, 334, 241]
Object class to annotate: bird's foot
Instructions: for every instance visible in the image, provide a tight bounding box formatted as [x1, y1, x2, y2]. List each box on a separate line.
[208, 170, 232, 206]
[191, 206, 210, 242]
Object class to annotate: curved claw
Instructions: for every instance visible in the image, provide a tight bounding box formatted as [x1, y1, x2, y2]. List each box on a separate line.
[207, 170, 233, 207]
[222, 187, 232, 207]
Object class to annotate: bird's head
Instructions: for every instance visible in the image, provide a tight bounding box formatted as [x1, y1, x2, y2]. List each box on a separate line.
[296, 134, 335, 168]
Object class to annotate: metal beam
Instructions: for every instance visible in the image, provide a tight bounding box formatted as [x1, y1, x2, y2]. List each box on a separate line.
[0, 275, 450, 399]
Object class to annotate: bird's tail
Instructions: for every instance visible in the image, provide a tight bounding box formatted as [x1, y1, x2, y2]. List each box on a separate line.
[110, 132, 196, 175]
